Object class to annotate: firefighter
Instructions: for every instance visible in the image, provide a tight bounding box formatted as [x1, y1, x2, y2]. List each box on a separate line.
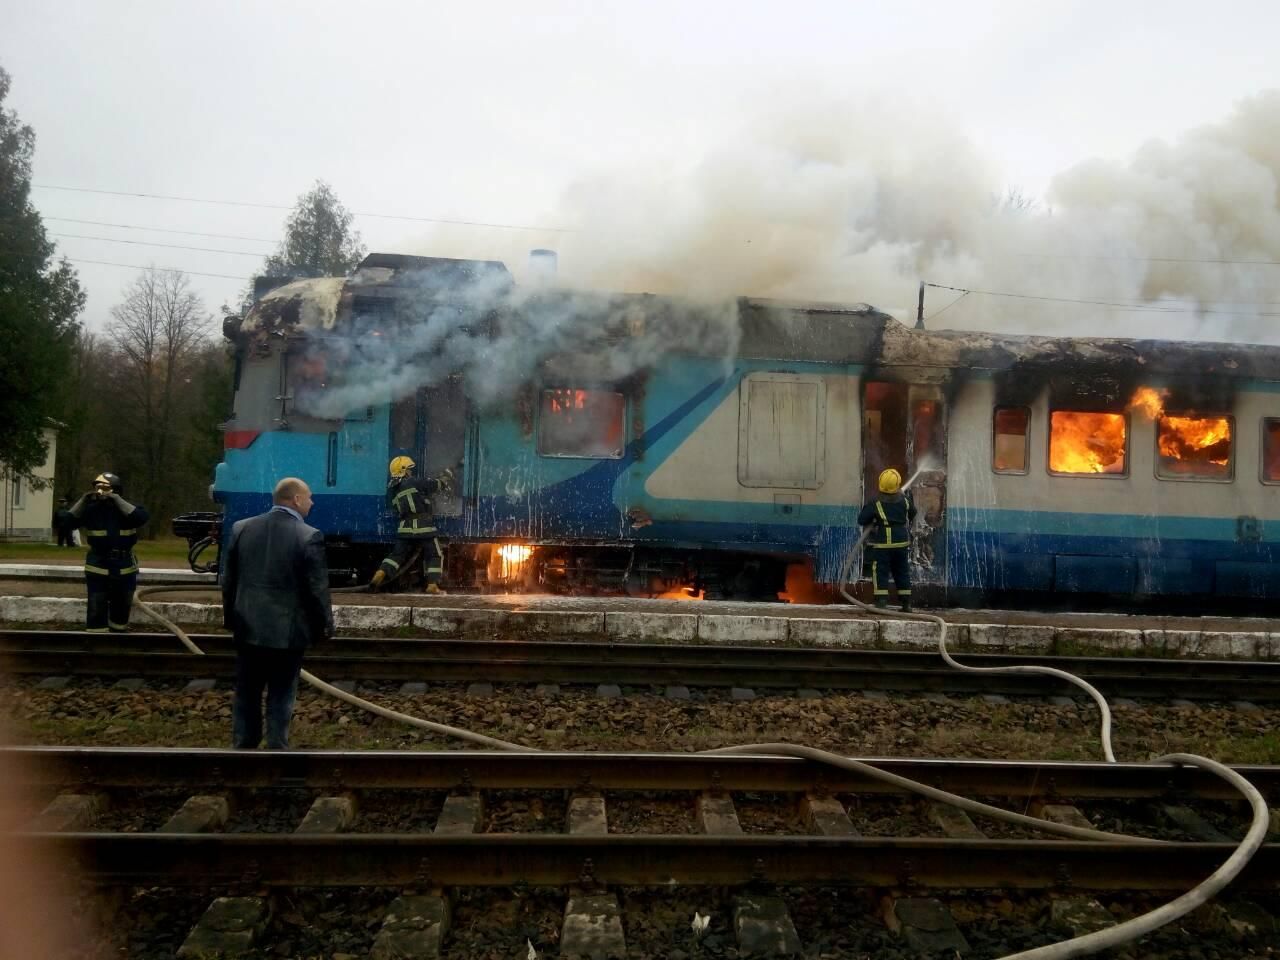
[68, 473, 150, 633]
[369, 456, 454, 593]
[857, 468, 917, 611]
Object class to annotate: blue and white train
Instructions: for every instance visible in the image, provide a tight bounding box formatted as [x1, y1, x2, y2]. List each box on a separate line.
[181, 253, 1280, 604]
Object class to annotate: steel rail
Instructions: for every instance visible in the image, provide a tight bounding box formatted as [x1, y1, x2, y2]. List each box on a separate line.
[23, 832, 1280, 890]
[6, 747, 1279, 800]
[2, 631, 1279, 700]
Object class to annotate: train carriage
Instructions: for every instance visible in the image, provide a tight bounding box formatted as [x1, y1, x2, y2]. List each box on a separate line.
[182, 252, 1280, 605]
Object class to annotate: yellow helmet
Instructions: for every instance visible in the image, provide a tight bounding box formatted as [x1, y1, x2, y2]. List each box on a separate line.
[878, 468, 902, 494]
[389, 456, 416, 479]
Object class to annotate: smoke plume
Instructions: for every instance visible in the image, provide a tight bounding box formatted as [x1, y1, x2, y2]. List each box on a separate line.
[297, 92, 1280, 417]
[551, 93, 1280, 344]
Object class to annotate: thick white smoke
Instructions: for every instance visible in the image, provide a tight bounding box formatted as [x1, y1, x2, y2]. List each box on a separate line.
[548, 93, 1280, 344]
[302, 92, 1280, 417]
[292, 272, 740, 419]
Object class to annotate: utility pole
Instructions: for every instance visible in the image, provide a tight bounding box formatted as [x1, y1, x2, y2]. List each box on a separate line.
[915, 281, 926, 330]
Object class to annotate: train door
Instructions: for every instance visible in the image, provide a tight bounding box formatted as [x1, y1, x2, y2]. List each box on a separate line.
[420, 375, 467, 518]
[389, 377, 468, 520]
[861, 381, 948, 581]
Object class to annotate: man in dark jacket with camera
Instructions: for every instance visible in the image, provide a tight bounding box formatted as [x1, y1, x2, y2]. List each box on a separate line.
[221, 477, 334, 749]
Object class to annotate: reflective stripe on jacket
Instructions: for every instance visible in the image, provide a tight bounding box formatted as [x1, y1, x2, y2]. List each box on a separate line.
[78, 497, 149, 576]
[389, 476, 441, 537]
[857, 493, 916, 549]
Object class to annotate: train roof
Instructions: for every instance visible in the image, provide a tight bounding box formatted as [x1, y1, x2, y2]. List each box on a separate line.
[231, 255, 1280, 391]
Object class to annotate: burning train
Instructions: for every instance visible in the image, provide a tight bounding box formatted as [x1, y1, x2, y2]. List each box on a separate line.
[176, 252, 1280, 604]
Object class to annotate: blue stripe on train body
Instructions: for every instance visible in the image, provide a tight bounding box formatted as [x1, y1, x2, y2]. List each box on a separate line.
[946, 508, 1280, 599]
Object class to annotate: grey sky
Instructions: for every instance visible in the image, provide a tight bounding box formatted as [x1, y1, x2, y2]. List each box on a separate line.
[3, 0, 1278, 335]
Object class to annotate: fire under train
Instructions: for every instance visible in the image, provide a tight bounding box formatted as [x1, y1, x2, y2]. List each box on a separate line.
[175, 252, 1280, 605]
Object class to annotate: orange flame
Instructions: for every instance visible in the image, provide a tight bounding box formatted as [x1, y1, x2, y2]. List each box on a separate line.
[495, 544, 533, 581]
[1049, 412, 1127, 474]
[1158, 416, 1232, 474]
[1128, 386, 1167, 419]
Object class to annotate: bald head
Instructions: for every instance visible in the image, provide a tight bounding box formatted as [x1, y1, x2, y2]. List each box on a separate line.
[273, 477, 314, 517]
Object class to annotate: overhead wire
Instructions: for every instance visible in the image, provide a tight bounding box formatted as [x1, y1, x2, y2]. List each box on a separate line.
[63, 257, 250, 281]
[32, 182, 572, 233]
[52, 232, 268, 258]
[923, 281, 1280, 317]
[43, 217, 277, 244]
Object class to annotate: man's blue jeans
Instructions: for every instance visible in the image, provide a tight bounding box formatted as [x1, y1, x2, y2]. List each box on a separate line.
[232, 643, 305, 749]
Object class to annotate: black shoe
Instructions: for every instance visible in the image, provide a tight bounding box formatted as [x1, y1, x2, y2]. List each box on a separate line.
[901, 601, 913, 613]
[874, 598, 888, 609]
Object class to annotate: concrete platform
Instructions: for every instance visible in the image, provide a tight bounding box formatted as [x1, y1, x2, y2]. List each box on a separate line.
[0, 563, 215, 584]
[0, 591, 1277, 659]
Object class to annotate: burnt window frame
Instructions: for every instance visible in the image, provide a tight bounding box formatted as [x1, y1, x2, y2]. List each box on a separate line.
[1262, 417, 1280, 486]
[990, 405, 1031, 476]
[536, 387, 628, 461]
[1152, 412, 1235, 484]
[1046, 408, 1131, 479]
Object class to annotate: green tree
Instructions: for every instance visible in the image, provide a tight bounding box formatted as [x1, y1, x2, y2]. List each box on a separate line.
[0, 65, 84, 480]
[262, 180, 366, 279]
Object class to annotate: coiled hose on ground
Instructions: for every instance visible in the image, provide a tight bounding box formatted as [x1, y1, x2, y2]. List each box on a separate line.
[132, 484, 1268, 959]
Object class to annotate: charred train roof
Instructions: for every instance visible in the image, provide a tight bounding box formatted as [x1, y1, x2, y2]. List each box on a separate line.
[231, 254, 1280, 390]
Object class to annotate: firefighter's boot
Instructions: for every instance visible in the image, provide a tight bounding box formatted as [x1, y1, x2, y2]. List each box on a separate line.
[426, 583, 447, 595]
[901, 599, 913, 613]
[874, 597, 888, 609]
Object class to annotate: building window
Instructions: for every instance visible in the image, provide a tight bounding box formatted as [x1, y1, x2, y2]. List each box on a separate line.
[992, 406, 1030, 474]
[1264, 419, 1280, 484]
[11, 477, 23, 508]
[1156, 415, 1233, 481]
[1048, 411, 1128, 476]
[537, 389, 625, 459]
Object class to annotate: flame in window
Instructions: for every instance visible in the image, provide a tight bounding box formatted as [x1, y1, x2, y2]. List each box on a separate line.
[1049, 412, 1127, 474]
[1128, 387, 1232, 476]
[1158, 416, 1232, 475]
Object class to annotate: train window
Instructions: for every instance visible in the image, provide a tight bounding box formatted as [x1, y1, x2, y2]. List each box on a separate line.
[1048, 411, 1128, 476]
[1155, 415, 1233, 481]
[538, 389, 625, 459]
[992, 406, 1030, 474]
[1264, 419, 1280, 484]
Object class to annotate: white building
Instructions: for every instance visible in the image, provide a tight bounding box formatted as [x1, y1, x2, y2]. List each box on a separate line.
[0, 425, 58, 542]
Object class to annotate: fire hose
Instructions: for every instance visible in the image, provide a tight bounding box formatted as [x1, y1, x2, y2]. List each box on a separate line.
[130, 478, 1268, 959]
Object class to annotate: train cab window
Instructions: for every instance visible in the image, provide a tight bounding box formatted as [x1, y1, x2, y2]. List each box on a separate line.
[1263, 419, 1280, 484]
[1156, 415, 1233, 481]
[538, 388, 625, 459]
[1048, 411, 1128, 476]
[992, 406, 1030, 474]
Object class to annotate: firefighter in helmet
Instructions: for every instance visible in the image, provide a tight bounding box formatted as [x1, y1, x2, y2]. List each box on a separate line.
[857, 468, 917, 611]
[68, 472, 150, 632]
[369, 456, 455, 593]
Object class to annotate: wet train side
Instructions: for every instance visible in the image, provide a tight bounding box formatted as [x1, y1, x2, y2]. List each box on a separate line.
[194, 254, 1280, 604]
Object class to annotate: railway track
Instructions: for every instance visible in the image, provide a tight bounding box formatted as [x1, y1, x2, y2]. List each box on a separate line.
[7, 748, 1279, 956]
[7, 747, 1280, 889]
[3, 629, 1280, 702]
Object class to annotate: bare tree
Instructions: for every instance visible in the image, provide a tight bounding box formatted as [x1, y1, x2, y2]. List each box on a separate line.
[106, 268, 211, 529]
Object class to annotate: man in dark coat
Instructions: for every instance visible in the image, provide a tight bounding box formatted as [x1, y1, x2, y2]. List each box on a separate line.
[53, 497, 76, 547]
[221, 477, 334, 749]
